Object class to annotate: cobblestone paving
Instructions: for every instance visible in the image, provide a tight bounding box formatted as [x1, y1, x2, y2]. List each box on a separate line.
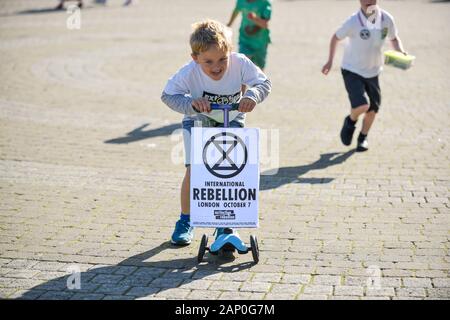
[0, 0, 449, 300]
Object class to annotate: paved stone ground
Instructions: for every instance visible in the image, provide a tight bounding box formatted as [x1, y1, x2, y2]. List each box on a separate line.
[0, 0, 449, 300]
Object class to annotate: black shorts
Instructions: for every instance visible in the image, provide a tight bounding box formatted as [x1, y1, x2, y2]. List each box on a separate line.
[341, 68, 381, 113]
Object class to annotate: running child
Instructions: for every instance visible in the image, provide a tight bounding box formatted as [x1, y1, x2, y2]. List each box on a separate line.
[322, 0, 407, 151]
[227, 0, 272, 70]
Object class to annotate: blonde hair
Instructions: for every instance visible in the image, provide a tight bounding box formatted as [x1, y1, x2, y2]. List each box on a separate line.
[190, 19, 232, 55]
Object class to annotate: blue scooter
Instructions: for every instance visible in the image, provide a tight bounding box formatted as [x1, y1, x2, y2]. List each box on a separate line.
[197, 103, 260, 264]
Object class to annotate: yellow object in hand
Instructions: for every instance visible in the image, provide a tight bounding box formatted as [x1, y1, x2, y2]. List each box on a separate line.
[384, 50, 416, 70]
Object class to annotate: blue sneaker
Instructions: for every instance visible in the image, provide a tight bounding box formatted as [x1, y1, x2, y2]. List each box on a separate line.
[171, 219, 194, 245]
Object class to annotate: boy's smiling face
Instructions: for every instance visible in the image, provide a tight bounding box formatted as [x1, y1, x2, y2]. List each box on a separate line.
[192, 45, 230, 81]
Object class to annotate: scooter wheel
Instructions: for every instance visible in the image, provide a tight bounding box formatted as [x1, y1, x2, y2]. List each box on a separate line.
[197, 234, 208, 263]
[250, 235, 259, 264]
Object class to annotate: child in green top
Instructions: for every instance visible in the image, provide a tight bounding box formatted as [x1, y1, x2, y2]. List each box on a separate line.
[227, 0, 272, 70]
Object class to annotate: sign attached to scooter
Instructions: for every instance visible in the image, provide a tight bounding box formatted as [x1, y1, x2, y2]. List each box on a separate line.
[190, 127, 259, 228]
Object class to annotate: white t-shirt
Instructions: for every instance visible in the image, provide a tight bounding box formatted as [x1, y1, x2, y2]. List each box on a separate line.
[336, 9, 398, 78]
[163, 52, 268, 123]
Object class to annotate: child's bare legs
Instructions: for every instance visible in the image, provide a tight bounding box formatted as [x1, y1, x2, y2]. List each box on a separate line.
[350, 104, 369, 122]
[343, 104, 374, 151]
[171, 166, 194, 245]
[341, 104, 369, 146]
[180, 167, 190, 215]
[361, 110, 376, 135]
[355, 110, 376, 151]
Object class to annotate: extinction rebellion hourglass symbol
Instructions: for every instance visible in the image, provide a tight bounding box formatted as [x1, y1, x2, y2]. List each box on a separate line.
[202, 132, 248, 179]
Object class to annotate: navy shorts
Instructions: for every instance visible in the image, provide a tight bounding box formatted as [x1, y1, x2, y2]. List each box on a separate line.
[341, 69, 381, 113]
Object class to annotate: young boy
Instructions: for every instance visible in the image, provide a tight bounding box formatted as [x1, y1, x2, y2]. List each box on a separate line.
[322, 0, 407, 151]
[161, 20, 271, 245]
[227, 0, 272, 70]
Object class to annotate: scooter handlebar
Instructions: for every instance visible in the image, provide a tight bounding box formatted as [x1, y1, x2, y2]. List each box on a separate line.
[210, 103, 240, 111]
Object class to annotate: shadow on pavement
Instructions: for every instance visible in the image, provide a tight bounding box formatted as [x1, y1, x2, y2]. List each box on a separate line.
[16, 7, 68, 15]
[104, 123, 181, 144]
[260, 150, 356, 190]
[19, 241, 254, 300]
[0, 5, 97, 17]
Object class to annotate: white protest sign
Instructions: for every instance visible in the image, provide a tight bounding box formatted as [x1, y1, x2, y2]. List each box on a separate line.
[190, 127, 259, 228]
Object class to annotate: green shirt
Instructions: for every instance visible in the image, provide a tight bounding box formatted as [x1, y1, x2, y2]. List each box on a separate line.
[236, 0, 272, 48]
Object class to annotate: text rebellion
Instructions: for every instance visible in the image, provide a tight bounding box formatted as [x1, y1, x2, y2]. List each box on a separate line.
[192, 188, 256, 201]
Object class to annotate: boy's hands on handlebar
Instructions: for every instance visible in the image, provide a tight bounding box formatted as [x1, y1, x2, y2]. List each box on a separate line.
[192, 97, 211, 113]
[192, 97, 255, 113]
[238, 98, 256, 113]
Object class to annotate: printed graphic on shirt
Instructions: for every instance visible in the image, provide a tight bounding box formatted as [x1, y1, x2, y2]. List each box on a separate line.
[381, 27, 388, 39]
[360, 29, 371, 40]
[203, 91, 241, 105]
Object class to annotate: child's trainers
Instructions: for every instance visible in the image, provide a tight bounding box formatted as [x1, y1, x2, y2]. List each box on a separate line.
[356, 133, 369, 152]
[340, 116, 356, 146]
[171, 218, 194, 245]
